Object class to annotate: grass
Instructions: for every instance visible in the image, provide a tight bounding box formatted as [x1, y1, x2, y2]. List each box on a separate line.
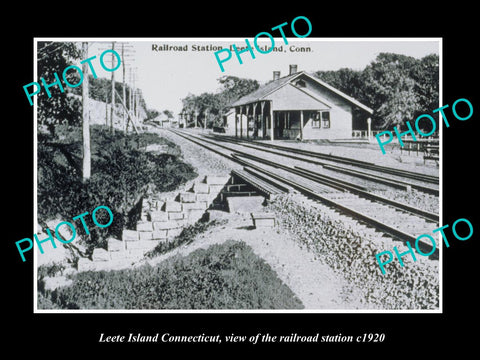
[40, 240, 304, 310]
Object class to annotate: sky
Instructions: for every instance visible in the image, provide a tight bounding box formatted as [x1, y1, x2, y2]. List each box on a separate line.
[85, 38, 440, 116]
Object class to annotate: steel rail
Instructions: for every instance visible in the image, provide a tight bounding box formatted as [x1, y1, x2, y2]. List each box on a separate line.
[173, 129, 438, 222]
[207, 133, 439, 193]
[207, 133, 439, 184]
[230, 154, 437, 256]
[167, 129, 438, 255]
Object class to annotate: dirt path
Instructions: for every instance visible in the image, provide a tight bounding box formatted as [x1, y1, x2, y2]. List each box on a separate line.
[141, 211, 364, 310]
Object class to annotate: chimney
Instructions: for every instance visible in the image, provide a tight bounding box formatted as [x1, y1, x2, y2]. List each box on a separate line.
[273, 71, 281, 81]
[289, 64, 298, 75]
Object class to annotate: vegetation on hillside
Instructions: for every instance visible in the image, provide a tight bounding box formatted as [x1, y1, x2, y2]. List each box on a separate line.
[38, 125, 197, 253]
[36, 42, 196, 253]
[37, 42, 148, 133]
[39, 240, 304, 310]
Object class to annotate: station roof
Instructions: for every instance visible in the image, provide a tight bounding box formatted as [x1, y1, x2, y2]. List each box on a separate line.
[231, 71, 373, 114]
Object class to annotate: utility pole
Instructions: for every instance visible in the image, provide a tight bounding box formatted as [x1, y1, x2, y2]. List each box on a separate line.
[105, 89, 108, 127]
[110, 41, 116, 133]
[122, 43, 126, 133]
[135, 89, 139, 120]
[132, 71, 137, 129]
[81, 42, 91, 181]
[95, 42, 136, 133]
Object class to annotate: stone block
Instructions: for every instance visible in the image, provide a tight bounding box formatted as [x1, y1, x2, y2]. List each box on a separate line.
[109, 251, 126, 260]
[152, 230, 168, 240]
[179, 192, 196, 203]
[126, 249, 146, 259]
[108, 238, 125, 252]
[153, 220, 183, 230]
[208, 184, 225, 194]
[251, 213, 276, 228]
[185, 209, 206, 223]
[193, 182, 210, 194]
[92, 248, 110, 262]
[77, 258, 96, 272]
[205, 175, 230, 185]
[149, 210, 169, 222]
[122, 229, 139, 241]
[145, 144, 169, 154]
[165, 200, 182, 212]
[167, 228, 183, 238]
[43, 276, 73, 291]
[125, 240, 160, 252]
[139, 231, 153, 240]
[168, 211, 184, 220]
[182, 202, 207, 211]
[227, 196, 265, 213]
[136, 221, 154, 232]
[195, 193, 211, 202]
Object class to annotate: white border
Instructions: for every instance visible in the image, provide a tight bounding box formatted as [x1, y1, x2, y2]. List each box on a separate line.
[33, 37, 443, 314]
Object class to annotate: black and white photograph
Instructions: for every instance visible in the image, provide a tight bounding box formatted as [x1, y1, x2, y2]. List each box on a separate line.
[5, 7, 478, 353]
[33, 38, 441, 312]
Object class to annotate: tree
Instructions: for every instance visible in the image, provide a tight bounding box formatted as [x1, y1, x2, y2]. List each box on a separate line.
[163, 109, 174, 119]
[180, 76, 259, 128]
[315, 53, 439, 131]
[315, 68, 363, 100]
[341, 53, 438, 130]
[217, 75, 259, 108]
[37, 42, 82, 135]
[410, 54, 439, 119]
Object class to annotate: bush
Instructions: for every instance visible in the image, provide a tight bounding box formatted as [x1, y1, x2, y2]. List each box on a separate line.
[43, 240, 304, 310]
[37, 125, 197, 252]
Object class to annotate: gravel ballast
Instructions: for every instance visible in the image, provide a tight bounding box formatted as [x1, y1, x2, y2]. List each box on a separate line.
[266, 194, 440, 310]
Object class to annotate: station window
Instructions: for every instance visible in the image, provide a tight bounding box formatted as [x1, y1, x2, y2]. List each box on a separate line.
[322, 111, 330, 128]
[311, 111, 330, 128]
[312, 112, 321, 128]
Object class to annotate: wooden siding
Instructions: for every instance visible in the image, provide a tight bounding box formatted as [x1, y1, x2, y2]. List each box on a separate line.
[302, 103, 353, 140]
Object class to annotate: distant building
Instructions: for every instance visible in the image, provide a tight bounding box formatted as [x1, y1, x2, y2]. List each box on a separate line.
[152, 113, 176, 128]
[227, 65, 373, 140]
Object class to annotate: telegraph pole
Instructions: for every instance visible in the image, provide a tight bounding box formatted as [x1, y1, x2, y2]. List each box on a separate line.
[110, 42, 116, 133]
[96, 42, 137, 133]
[122, 43, 126, 132]
[81, 42, 91, 181]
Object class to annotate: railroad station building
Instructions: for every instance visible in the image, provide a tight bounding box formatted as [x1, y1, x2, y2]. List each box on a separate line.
[225, 65, 373, 140]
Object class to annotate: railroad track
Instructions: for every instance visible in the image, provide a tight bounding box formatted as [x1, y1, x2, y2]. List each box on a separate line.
[206, 133, 439, 184]
[205, 133, 439, 194]
[166, 129, 439, 256]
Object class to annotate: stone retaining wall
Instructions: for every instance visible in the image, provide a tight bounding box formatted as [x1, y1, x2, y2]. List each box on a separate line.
[77, 175, 230, 272]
